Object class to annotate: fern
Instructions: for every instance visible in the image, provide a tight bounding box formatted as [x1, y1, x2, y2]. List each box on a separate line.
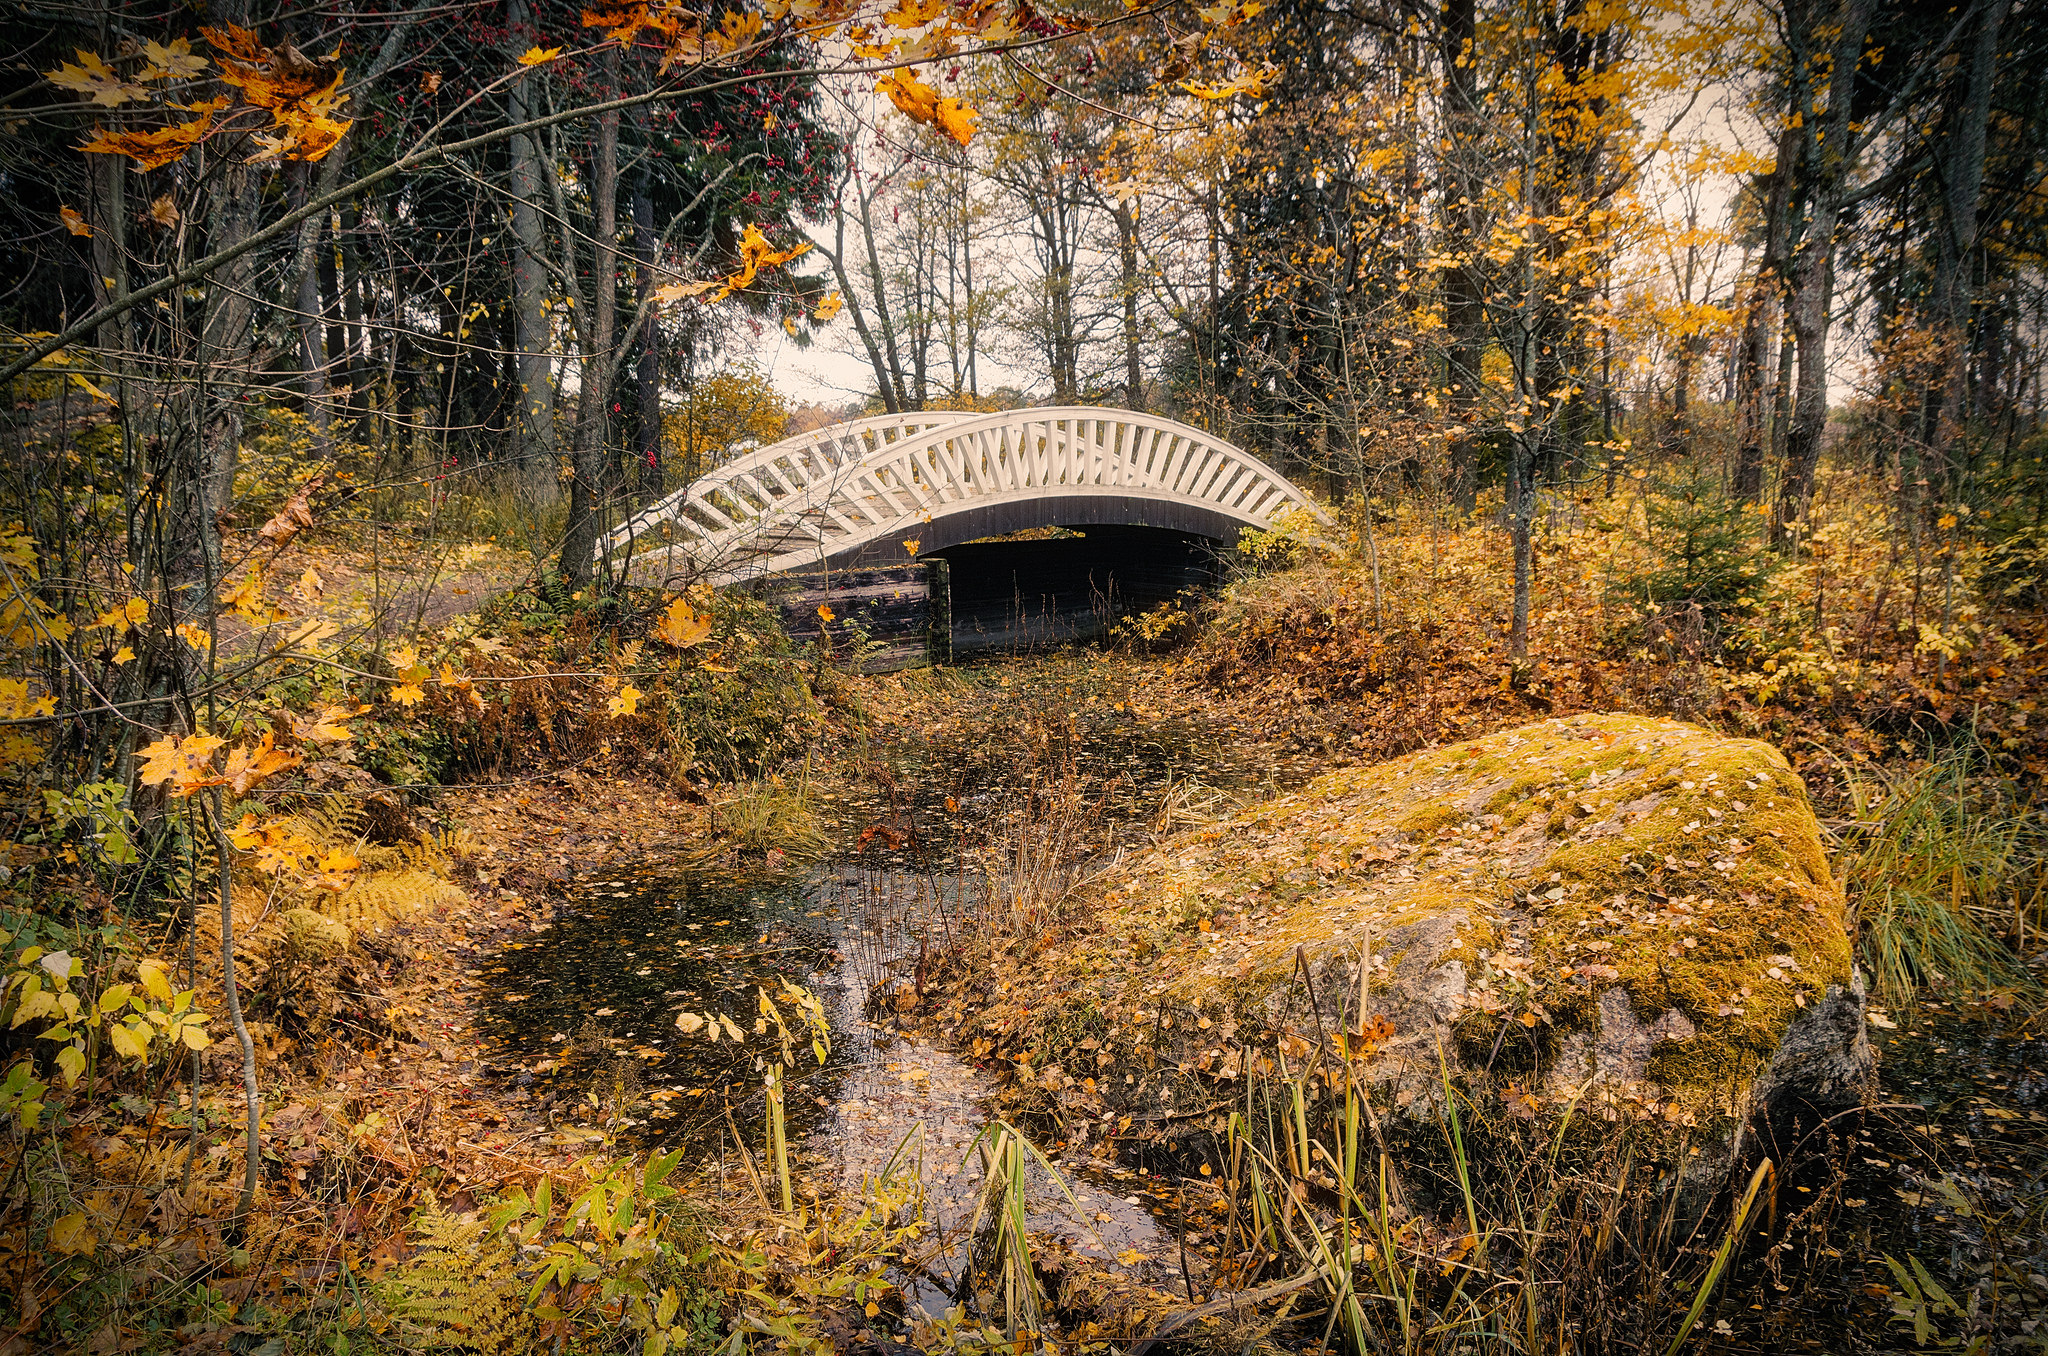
[320, 868, 465, 930]
[382, 1194, 532, 1353]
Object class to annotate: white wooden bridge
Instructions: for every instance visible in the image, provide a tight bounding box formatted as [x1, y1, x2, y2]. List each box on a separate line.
[598, 406, 1328, 585]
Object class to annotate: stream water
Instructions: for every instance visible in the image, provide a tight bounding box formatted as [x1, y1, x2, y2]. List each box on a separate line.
[472, 656, 2047, 1350]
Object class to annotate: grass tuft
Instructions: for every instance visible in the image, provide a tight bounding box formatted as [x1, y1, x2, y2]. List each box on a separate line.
[1836, 747, 2044, 1014]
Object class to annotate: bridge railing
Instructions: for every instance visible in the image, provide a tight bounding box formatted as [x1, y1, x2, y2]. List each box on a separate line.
[601, 406, 1327, 586]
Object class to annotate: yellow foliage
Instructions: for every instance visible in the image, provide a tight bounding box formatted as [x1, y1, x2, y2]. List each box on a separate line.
[660, 362, 788, 481]
[876, 69, 976, 146]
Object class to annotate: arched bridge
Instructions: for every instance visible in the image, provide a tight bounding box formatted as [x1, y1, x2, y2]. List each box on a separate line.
[599, 406, 1327, 585]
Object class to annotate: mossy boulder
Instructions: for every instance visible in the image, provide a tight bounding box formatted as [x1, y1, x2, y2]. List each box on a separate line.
[974, 714, 1870, 1148]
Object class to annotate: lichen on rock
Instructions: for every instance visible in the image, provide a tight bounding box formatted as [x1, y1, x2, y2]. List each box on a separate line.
[969, 713, 1870, 1141]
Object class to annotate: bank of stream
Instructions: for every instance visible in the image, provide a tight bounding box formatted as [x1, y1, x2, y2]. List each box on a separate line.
[471, 653, 2045, 1352]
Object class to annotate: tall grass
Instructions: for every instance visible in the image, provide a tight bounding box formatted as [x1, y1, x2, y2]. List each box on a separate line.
[1208, 1055, 1777, 1354]
[707, 774, 830, 861]
[1836, 748, 2044, 1012]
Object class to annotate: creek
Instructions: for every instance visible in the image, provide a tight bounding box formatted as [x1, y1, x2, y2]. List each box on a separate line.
[472, 654, 2045, 1350]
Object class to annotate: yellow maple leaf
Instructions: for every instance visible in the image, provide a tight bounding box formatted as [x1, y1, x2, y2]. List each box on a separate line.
[1180, 64, 1279, 101]
[652, 278, 725, 305]
[813, 291, 844, 322]
[281, 618, 338, 649]
[291, 704, 359, 745]
[439, 663, 485, 712]
[583, 5, 649, 42]
[877, 70, 977, 146]
[903, 537, 921, 555]
[112, 645, 134, 665]
[137, 732, 226, 796]
[933, 97, 977, 147]
[199, 23, 265, 62]
[305, 846, 360, 892]
[47, 1212, 96, 1256]
[219, 568, 277, 623]
[59, 206, 92, 237]
[881, 0, 946, 26]
[46, 50, 147, 106]
[651, 596, 712, 647]
[520, 45, 563, 64]
[90, 600, 136, 631]
[173, 622, 211, 650]
[139, 37, 209, 81]
[607, 683, 642, 717]
[388, 681, 425, 707]
[705, 223, 812, 303]
[816, 603, 836, 623]
[0, 679, 54, 722]
[877, 69, 940, 123]
[297, 567, 324, 601]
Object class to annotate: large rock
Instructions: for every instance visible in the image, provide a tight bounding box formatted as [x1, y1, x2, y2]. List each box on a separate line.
[967, 714, 1871, 1146]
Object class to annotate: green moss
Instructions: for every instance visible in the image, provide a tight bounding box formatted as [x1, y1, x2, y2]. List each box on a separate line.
[976, 713, 1855, 1123]
[1398, 802, 1466, 837]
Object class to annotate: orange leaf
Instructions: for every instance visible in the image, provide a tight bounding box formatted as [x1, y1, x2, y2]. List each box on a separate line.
[933, 97, 977, 147]
[79, 113, 215, 170]
[257, 475, 321, 546]
[881, 0, 947, 26]
[877, 70, 977, 146]
[220, 731, 301, 795]
[59, 206, 92, 238]
[199, 23, 266, 62]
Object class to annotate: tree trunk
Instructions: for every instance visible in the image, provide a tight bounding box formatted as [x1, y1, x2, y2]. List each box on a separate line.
[1117, 199, 1143, 409]
[1928, 0, 2011, 492]
[289, 163, 332, 462]
[1733, 279, 1771, 502]
[563, 51, 621, 584]
[1772, 0, 1877, 546]
[633, 174, 662, 503]
[339, 201, 367, 417]
[856, 171, 912, 411]
[1440, 0, 1484, 515]
[508, 0, 557, 480]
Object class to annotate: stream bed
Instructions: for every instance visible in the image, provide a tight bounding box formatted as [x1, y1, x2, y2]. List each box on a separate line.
[472, 656, 2047, 1351]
